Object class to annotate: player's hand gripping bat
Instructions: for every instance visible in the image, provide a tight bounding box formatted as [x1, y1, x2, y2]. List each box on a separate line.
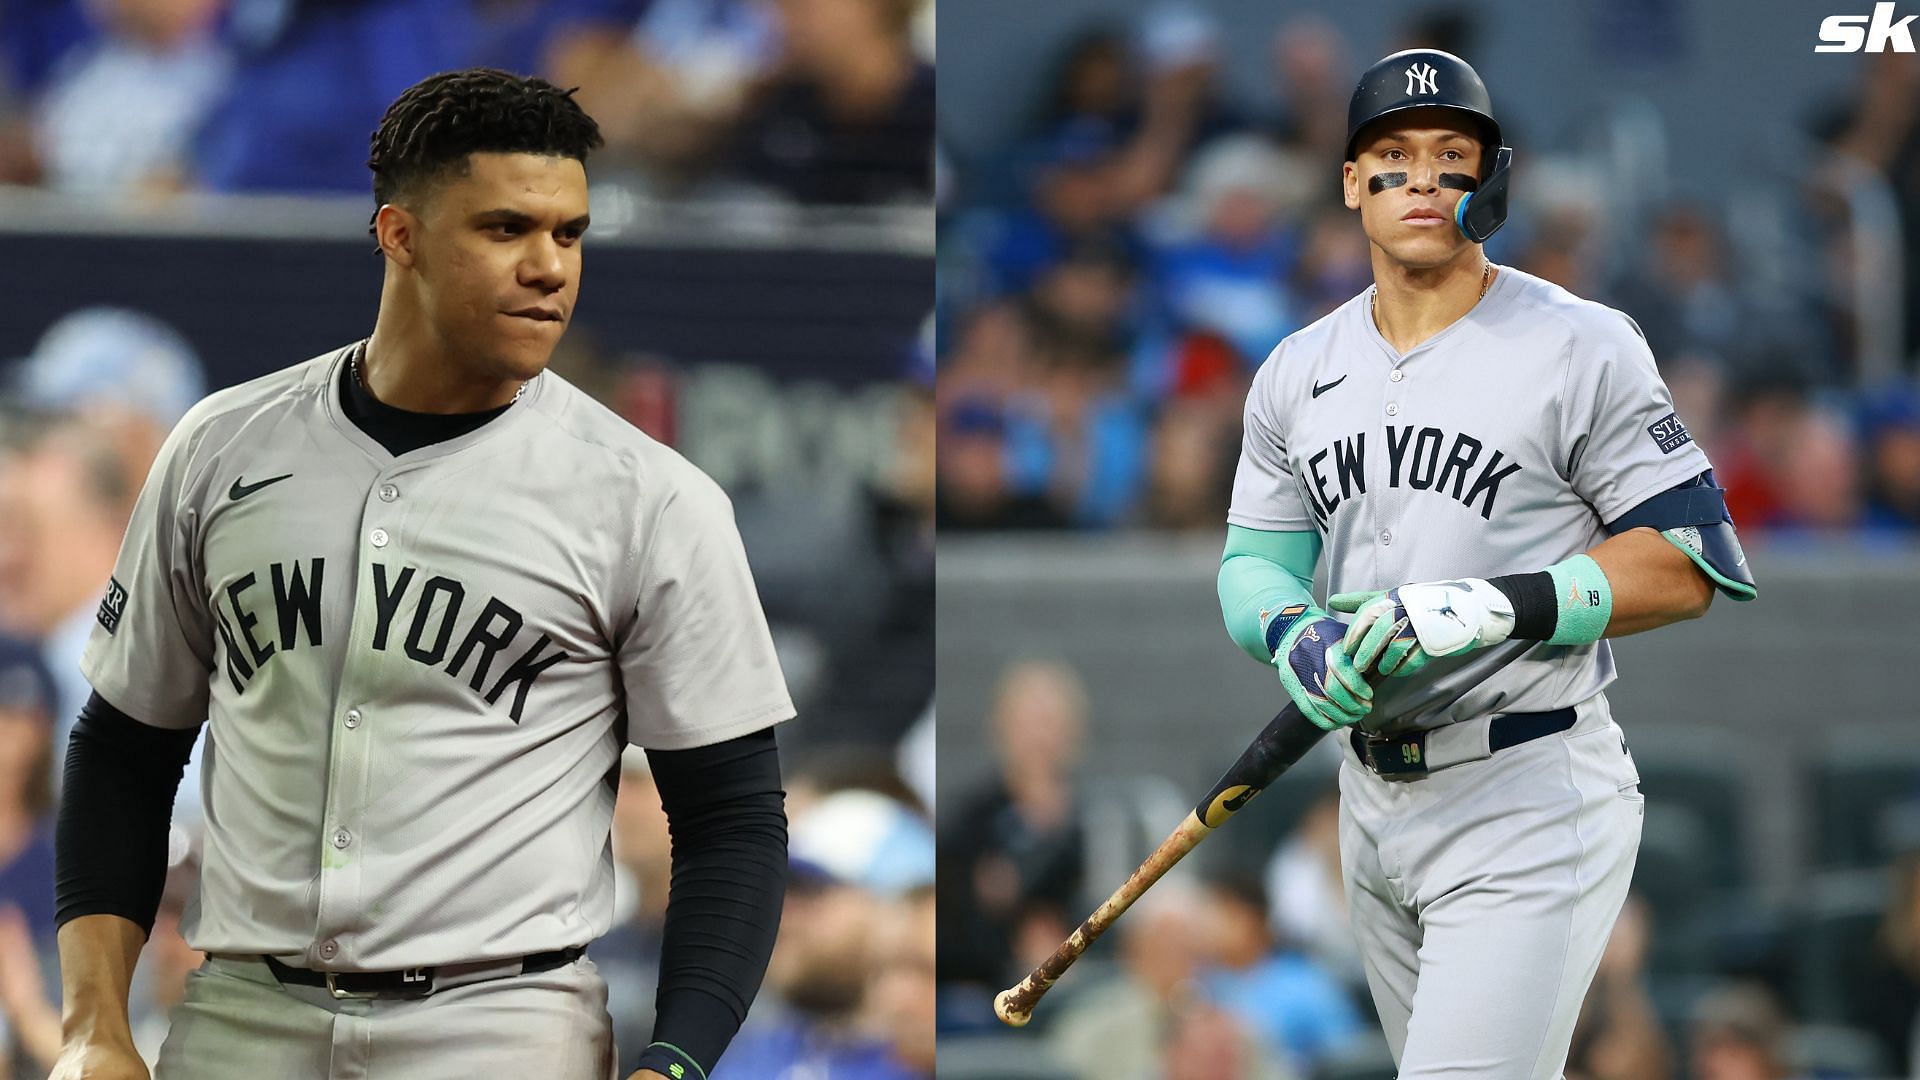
[993, 698, 1340, 1027]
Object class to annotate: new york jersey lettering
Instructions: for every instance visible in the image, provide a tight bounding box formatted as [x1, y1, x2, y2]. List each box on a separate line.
[1304, 426, 1525, 523]
[212, 558, 571, 721]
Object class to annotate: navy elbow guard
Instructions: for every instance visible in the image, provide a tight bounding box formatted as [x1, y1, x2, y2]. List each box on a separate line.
[1606, 471, 1755, 600]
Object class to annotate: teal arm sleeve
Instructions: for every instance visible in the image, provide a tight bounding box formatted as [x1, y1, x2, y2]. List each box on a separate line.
[1219, 525, 1322, 664]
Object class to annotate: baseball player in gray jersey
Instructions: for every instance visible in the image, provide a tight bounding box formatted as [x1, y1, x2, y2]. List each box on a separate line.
[49, 70, 792, 1080]
[1218, 50, 1756, 1079]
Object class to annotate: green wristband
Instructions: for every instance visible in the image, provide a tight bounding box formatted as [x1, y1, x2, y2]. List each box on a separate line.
[1543, 554, 1612, 645]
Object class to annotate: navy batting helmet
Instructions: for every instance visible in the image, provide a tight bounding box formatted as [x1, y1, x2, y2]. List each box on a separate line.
[1344, 49, 1513, 244]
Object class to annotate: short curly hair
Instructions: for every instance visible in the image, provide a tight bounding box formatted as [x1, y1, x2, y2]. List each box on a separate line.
[367, 68, 604, 212]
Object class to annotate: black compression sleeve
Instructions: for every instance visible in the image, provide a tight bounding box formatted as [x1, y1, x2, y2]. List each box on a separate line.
[54, 691, 198, 936]
[631, 726, 787, 1079]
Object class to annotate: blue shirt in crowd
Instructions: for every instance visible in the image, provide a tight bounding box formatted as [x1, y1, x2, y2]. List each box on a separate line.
[194, 0, 643, 193]
[711, 1018, 920, 1080]
[0, 823, 59, 944]
[1202, 951, 1364, 1070]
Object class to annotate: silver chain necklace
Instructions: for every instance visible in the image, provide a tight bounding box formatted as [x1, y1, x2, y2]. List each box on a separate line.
[353, 348, 528, 405]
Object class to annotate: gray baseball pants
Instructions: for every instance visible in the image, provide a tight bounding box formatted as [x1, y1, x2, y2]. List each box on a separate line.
[154, 953, 617, 1079]
[1338, 694, 1643, 1080]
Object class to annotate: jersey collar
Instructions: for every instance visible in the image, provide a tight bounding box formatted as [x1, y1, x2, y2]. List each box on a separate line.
[1363, 261, 1514, 364]
[319, 340, 550, 467]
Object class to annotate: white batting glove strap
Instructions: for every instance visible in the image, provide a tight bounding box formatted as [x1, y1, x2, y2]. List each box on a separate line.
[1397, 578, 1516, 657]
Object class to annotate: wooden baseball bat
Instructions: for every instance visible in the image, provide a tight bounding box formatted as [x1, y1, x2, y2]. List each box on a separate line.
[993, 701, 1332, 1027]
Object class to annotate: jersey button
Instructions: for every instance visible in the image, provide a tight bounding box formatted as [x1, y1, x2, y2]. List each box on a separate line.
[1390, 370, 1405, 382]
[319, 940, 338, 960]
[378, 484, 399, 502]
[1380, 530, 1393, 545]
[332, 828, 352, 849]
[343, 709, 361, 730]
[369, 528, 389, 548]
[1385, 403, 1399, 416]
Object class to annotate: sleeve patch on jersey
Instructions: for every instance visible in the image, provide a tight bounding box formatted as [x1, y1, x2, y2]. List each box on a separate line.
[96, 576, 127, 635]
[1647, 412, 1692, 455]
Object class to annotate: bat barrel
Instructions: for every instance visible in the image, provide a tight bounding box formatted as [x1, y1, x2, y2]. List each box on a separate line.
[1194, 705, 1330, 826]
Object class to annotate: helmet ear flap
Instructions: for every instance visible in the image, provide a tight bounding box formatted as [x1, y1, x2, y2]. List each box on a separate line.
[1455, 145, 1513, 243]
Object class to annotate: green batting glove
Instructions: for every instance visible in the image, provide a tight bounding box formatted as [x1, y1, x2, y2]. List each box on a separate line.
[1263, 603, 1372, 731]
[1327, 590, 1386, 613]
[1330, 589, 1435, 679]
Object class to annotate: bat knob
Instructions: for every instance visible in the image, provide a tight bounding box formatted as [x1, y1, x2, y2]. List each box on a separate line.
[993, 988, 1032, 1028]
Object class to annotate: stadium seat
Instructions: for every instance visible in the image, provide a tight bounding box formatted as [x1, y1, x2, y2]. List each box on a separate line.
[1647, 971, 1723, 1043]
[1789, 868, 1890, 1025]
[1311, 1033, 1398, 1080]
[1788, 1023, 1892, 1077]
[937, 1034, 1077, 1080]
[1631, 752, 1746, 887]
[1628, 795, 1720, 930]
[1811, 738, 1920, 870]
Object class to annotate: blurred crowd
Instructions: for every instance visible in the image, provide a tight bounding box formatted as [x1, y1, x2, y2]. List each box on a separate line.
[622, 751, 937, 1080]
[937, 658, 1920, 1080]
[0, 307, 204, 1076]
[937, 660, 1365, 1080]
[0, 0, 934, 206]
[934, 4, 1920, 539]
[0, 305, 933, 1075]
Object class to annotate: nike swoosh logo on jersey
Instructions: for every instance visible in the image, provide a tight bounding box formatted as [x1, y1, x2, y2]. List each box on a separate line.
[1311, 375, 1348, 398]
[229, 473, 293, 501]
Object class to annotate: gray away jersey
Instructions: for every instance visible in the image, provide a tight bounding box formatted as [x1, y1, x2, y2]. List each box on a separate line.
[82, 342, 794, 969]
[1229, 266, 1711, 732]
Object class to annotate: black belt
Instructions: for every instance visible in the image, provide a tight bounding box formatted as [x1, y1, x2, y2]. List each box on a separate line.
[261, 946, 584, 999]
[1350, 707, 1577, 776]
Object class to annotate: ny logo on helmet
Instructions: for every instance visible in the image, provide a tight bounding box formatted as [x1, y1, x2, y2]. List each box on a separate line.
[1405, 62, 1438, 96]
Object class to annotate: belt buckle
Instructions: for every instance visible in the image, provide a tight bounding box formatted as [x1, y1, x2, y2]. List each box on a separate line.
[324, 971, 375, 1000]
[1363, 731, 1428, 776]
[324, 969, 433, 999]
